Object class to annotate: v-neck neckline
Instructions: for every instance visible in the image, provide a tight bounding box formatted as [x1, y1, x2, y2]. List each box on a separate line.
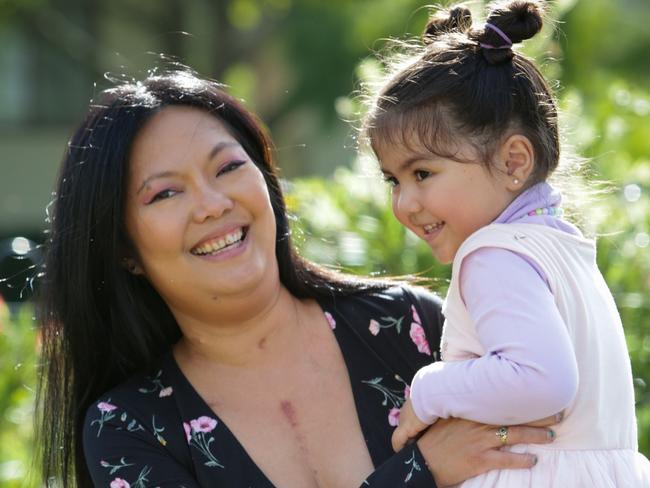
[163, 295, 383, 486]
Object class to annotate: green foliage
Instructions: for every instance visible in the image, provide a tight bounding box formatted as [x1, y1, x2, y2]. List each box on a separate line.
[0, 302, 39, 487]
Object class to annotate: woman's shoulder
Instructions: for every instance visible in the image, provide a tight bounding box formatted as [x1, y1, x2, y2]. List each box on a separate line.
[328, 283, 440, 308]
[336, 284, 442, 323]
[83, 355, 181, 441]
[323, 284, 443, 365]
[82, 355, 199, 484]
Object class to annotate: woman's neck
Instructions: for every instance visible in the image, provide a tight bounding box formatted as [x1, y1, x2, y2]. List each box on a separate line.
[172, 283, 308, 369]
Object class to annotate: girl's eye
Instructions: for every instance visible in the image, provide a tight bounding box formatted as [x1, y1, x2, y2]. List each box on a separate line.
[414, 170, 432, 181]
[217, 160, 246, 176]
[382, 175, 399, 187]
[148, 188, 178, 204]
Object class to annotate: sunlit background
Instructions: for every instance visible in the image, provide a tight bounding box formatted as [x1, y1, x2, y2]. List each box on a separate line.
[0, 0, 649, 485]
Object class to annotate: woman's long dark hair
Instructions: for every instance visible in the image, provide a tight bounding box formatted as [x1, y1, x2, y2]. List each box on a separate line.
[35, 70, 389, 487]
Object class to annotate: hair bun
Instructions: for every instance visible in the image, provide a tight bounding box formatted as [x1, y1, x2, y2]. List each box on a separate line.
[423, 6, 473, 44]
[483, 0, 544, 45]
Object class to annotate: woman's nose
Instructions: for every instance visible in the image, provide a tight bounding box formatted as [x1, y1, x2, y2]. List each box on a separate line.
[191, 186, 234, 223]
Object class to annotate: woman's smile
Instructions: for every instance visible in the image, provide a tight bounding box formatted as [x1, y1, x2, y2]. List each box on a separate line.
[191, 226, 249, 260]
[125, 105, 279, 305]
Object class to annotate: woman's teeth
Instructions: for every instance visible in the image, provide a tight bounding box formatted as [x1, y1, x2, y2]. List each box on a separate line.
[193, 228, 244, 255]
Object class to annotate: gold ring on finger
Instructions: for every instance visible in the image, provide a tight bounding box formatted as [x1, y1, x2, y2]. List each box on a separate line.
[495, 426, 509, 445]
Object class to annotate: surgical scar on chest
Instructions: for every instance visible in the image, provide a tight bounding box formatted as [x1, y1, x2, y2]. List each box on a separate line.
[280, 400, 299, 428]
[279, 400, 323, 486]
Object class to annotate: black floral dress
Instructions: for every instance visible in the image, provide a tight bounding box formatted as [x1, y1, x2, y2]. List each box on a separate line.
[83, 286, 444, 487]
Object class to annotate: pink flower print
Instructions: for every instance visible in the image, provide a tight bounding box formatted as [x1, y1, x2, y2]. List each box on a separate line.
[411, 305, 421, 324]
[368, 319, 380, 336]
[159, 386, 173, 397]
[97, 402, 117, 413]
[324, 311, 336, 330]
[404, 385, 411, 399]
[100, 460, 109, 467]
[183, 422, 192, 443]
[409, 323, 431, 356]
[388, 407, 400, 427]
[190, 416, 218, 433]
[185, 417, 224, 468]
[110, 478, 130, 488]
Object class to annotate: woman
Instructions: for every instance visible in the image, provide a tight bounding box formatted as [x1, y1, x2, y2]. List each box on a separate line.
[36, 70, 555, 487]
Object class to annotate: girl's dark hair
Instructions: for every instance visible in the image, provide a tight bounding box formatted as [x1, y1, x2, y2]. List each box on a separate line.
[35, 70, 388, 487]
[363, 0, 559, 186]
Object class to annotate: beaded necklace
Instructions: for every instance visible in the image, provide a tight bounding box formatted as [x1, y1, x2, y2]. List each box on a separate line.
[527, 206, 564, 217]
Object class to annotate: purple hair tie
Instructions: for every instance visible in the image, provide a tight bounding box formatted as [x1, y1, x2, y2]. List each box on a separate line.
[479, 22, 513, 49]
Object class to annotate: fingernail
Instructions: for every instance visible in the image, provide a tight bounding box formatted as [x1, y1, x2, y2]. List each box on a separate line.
[547, 429, 556, 441]
[531, 455, 538, 466]
[555, 411, 564, 423]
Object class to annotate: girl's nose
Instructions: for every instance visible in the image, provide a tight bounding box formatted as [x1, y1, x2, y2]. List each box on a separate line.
[192, 187, 234, 223]
[395, 185, 423, 216]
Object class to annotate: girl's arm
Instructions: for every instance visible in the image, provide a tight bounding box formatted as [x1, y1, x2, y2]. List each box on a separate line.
[410, 247, 579, 425]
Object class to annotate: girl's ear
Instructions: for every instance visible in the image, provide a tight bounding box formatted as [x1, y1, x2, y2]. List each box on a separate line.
[497, 134, 535, 192]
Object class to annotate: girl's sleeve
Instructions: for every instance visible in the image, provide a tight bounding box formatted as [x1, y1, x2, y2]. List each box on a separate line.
[83, 401, 201, 488]
[410, 248, 579, 425]
[361, 444, 437, 487]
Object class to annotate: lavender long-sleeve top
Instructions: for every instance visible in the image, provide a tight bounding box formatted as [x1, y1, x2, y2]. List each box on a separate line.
[410, 182, 581, 425]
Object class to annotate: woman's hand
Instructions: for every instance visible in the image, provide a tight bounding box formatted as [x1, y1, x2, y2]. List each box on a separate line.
[416, 417, 557, 487]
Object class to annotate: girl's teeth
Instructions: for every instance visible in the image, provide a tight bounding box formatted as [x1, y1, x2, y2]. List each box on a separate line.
[424, 223, 443, 233]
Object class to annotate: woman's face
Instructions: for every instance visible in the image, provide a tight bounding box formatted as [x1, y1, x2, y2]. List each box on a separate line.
[124, 105, 278, 312]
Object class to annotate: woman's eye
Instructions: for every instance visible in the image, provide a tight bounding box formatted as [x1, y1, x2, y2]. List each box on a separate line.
[414, 170, 432, 181]
[149, 188, 178, 204]
[217, 160, 246, 176]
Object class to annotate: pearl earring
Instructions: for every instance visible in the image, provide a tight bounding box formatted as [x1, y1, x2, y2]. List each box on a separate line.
[513, 178, 520, 185]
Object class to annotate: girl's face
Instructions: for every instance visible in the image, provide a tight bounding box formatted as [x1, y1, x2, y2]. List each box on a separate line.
[377, 139, 515, 265]
[124, 106, 278, 312]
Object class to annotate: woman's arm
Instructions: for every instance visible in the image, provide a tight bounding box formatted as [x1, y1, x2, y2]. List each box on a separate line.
[410, 248, 578, 425]
[365, 416, 555, 488]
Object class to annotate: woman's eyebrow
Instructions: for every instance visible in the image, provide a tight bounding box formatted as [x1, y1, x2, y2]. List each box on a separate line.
[208, 141, 240, 161]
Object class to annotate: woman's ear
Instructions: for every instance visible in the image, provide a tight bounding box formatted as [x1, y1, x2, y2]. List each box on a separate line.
[497, 134, 535, 192]
[122, 257, 144, 276]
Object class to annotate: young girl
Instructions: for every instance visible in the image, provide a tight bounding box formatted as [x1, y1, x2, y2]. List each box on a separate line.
[363, 1, 650, 486]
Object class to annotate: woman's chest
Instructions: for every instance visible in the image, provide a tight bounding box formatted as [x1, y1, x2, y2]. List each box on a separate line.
[215, 387, 372, 486]
[201, 344, 375, 487]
